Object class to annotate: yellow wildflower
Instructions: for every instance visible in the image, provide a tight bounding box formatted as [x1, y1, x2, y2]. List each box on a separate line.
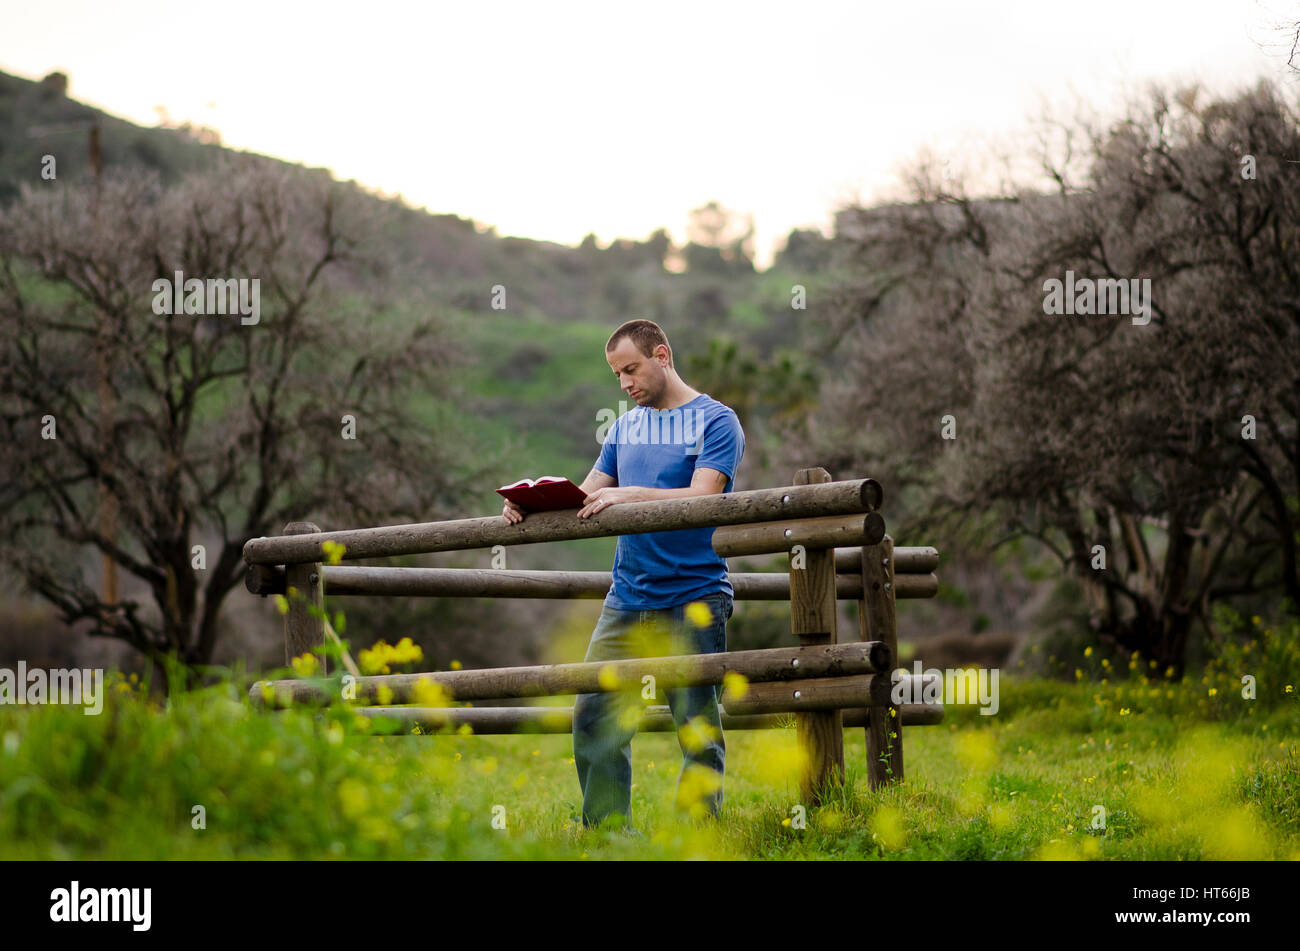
[684, 601, 712, 628]
[722, 670, 749, 701]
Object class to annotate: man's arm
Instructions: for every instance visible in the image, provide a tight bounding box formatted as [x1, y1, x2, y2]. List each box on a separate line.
[576, 467, 728, 518]
[578, 467, 617, 495]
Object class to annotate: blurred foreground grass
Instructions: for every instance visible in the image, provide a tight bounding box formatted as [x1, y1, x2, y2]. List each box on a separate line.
[1, 659, 1296, 860]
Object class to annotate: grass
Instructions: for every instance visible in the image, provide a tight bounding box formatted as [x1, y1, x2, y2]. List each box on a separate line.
[1, 664, 1296, 860]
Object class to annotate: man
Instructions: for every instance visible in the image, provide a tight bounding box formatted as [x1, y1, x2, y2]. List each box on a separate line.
[502, 318, 745, 830]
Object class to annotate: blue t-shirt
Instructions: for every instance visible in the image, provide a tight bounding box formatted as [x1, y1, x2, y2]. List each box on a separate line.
[594, 393, 745, 610]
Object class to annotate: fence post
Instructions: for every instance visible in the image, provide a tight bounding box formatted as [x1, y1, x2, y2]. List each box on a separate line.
[282, 521, 326, 673]
[788, 467, 845, 805]
[860, 534, 902, 788]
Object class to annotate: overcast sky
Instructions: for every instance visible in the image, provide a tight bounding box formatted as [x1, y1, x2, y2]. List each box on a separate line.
[3, 0, 1297, 266]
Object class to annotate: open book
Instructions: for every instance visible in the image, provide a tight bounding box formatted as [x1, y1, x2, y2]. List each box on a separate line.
[496, 476, 589, 512]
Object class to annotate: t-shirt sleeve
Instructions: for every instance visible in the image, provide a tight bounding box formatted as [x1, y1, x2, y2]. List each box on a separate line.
[694, 410, 744, 487]
[594, 417, 618, 480]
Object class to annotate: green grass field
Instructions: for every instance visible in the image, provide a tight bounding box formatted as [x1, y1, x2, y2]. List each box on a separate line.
[2, 650, 1296, 860]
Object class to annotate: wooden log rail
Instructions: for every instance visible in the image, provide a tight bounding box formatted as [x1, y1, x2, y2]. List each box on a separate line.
[835, 546, 938, 574]
[245, 564, 939, 600]
[711, 512, 885, 555]
[241, 478, 882, 565]
[352, 702, 947, 733]
[251, 640, 893, 707]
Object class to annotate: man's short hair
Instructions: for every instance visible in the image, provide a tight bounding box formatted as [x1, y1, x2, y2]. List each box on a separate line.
[606, 319, 672, 367]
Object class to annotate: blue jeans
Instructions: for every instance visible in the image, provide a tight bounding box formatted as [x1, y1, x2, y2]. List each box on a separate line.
[573, 591, 732, 828]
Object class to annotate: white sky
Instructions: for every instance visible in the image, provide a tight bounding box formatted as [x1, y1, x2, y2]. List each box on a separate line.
[3, 0, 1297, 266]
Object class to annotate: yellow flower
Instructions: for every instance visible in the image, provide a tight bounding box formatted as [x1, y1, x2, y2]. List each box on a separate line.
[869, 806, 907, 850]
[1119, 708, 1131, 716]
[291, 652, 318, 678]
[359, 638, 424, 675]
[337, 778, 369, 819]
[392, 637, 423, 665]
[1084, 647, 1093, 657]
[956, 731, 996, 772]
[450, 660, 462, 670]
[675, 764, 722, 819]
[359, 643, 391, 675]
[722, 670, 749, 701]
[684, 601, 713, 628]
[321, 540, 347, 566]
[597, 665, 621, 690]
[617, 702, 643, 731]
[679, 716, 722, 754]
[412, 678, 451, 708]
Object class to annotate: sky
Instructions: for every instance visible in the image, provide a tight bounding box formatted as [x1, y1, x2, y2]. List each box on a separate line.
[2, 0, 1297, 267]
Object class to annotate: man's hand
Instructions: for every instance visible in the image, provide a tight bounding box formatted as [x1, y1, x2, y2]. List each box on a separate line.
[502, 498, 526, 525]
[577, 486, 642, 519]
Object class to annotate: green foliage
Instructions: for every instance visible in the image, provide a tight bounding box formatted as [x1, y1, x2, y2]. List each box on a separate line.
[1, 668, 1296, 859]
[1204, 609, 1300, 712]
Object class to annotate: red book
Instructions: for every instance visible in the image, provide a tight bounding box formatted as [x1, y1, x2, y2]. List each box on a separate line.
[496, 476, 589, 512]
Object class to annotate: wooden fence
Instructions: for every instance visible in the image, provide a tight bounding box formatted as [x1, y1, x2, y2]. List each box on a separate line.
[244, 467, 942, 804]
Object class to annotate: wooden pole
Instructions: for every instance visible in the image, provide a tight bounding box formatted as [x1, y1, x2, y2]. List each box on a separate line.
[242, 478, 881, 565]
[836, 546, 938, 575]
[246, 564, 939, 600]
[282, 522, 326, 672]
[251, 640, 893, 707]
[713, 512, 885, 557]
[720, 673, 892, 715]
[860, 536, 903, 789]
[789, 467, 845, 806]
[352, 702, 945, 733]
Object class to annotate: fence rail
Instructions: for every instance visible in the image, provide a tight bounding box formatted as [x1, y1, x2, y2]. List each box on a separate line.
[245, 469, 936, 806]
[245, 564, 938, 600]
[241, 478, 882, 565]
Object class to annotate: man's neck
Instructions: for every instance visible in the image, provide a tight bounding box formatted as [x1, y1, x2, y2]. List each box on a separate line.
[648, 381, 701, 411]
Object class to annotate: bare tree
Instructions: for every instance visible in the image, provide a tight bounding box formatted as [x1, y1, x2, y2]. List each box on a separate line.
[0, 158, 488, 673]
[817, 82, 1300, 675]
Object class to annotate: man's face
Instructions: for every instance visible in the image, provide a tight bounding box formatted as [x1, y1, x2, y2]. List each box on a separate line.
[606, 337, 667, 407]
